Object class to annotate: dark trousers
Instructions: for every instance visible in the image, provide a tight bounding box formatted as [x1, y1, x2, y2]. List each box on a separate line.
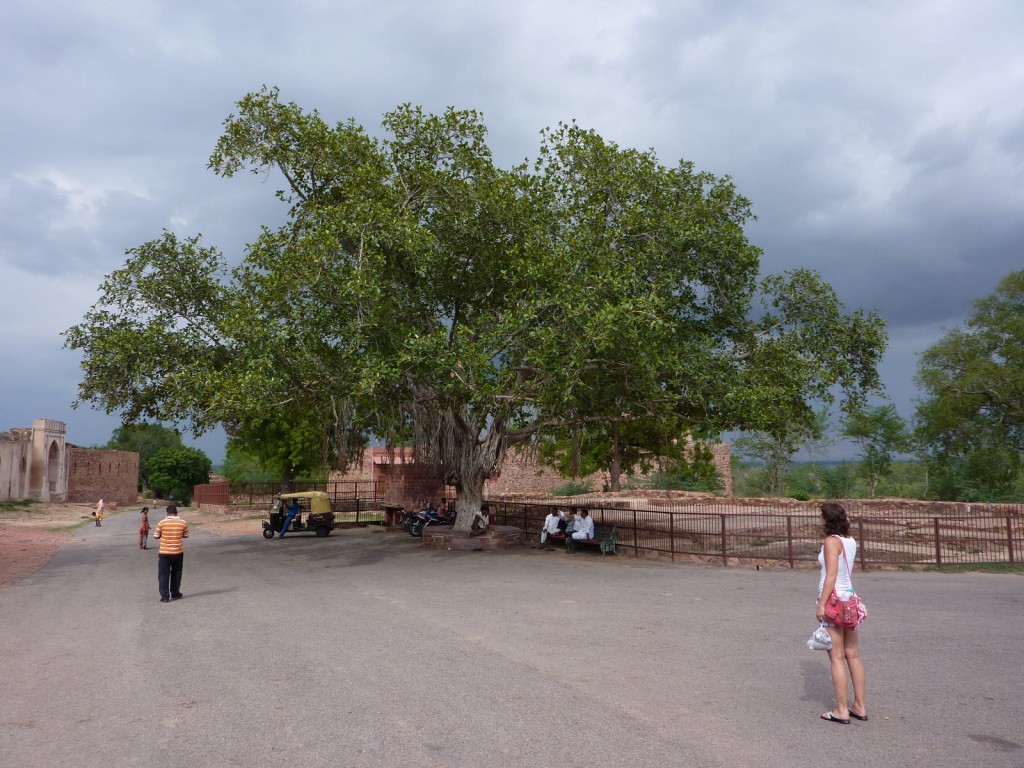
[158, 553, 184, 599]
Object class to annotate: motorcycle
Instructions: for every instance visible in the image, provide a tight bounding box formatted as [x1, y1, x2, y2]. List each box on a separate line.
[397, 508, 420, 534]
[408, 507, 455, 537]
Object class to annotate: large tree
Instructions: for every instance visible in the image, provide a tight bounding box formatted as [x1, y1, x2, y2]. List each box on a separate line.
[64, 88, 887, 530]
[915, 269, 1024, 499]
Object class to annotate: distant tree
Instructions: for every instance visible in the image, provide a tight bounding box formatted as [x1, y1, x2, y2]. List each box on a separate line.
[798, 408, 837, 496]
[104, 423, 183, 491]
[147, 447, 212, 506]
[225, 415, 329, 488]
[219, 444, 269, 487]
[915, 270, 1024, 499]
[734, 419, 820, 497]
[841, 404, 911, 497]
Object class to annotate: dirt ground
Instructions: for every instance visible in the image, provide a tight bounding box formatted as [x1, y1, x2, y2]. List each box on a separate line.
[0, 502, 263, 589]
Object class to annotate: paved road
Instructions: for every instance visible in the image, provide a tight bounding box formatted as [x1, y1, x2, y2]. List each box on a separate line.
[1, 507, 1022, 768]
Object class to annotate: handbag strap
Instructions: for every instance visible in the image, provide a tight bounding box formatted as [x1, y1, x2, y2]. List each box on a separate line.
[832, 534, 853, 574]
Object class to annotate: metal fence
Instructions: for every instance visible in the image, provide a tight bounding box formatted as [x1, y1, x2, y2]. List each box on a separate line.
[230, 481, 382, 509]
[490, 499, 1024, 568]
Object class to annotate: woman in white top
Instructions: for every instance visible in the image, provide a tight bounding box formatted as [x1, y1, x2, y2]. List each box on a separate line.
[816, 502, 868, 725]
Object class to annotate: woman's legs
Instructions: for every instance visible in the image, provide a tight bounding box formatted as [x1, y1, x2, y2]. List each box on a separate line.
[824, 626, 850, 718]
[843, 627, 867, 717]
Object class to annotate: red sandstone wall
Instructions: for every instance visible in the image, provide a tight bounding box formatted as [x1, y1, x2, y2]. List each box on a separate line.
[329, 441, 733, 500]
[65, 446, 139, 507]
[330, 448, 376, 483]
[484, 442, 733, 497]
[376, 463, 446, 509]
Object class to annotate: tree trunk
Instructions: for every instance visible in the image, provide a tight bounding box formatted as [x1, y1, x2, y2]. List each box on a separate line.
[452, 473, 486, 532]
[609, 423, 623, 492]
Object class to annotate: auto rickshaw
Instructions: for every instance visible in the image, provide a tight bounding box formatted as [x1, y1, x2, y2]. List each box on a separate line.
[262, 491, 336, 539]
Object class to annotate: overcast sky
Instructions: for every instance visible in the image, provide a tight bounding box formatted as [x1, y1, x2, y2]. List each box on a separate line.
[2, 0, 1022, 464]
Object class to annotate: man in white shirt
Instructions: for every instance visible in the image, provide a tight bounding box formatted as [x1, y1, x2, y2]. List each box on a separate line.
[540, 509, 566, 543]
[567, 508, 595, 552]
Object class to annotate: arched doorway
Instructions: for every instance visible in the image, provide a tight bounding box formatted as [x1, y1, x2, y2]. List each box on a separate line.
[47, 441, 62, 498]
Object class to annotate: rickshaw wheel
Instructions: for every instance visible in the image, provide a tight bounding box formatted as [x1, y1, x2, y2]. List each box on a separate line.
[262, 527, 276, 539]
[315, 526, 331, 538]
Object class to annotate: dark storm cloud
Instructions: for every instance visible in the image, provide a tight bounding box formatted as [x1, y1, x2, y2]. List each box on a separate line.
[2, 0, 1022, 458]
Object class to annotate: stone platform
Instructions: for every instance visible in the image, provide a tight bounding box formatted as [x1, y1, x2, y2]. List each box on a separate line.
[421, 525, 524, 551]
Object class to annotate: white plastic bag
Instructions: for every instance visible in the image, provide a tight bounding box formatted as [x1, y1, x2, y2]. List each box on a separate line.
[807, 624, 832, 651]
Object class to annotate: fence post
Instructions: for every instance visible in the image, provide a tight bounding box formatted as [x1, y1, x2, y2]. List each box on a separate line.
[1008, 516, 1016, 564]
[721, 515, 728, 566]
[634, 509, 639, 558]
[670, 511, 676, 564]
[787, 516, 794, 568]
[934, 518, 942, 566]
[355, 497, 360, 523]
[858, 519, 867, 572]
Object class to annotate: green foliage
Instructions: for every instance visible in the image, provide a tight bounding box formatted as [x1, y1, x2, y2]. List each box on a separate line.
[224, 415, 330, 485]
[629, 444, 723, 493]
[551, 480, 594, 496]
[915, 270, 1024, 500]
[64, 87, 888, 529]
[146, 447, 212, 506]
[104, 422, 183, 491]
[735, 460, 940, 500]
[732, 423, 813, 497]
[841, 404, 911, 497]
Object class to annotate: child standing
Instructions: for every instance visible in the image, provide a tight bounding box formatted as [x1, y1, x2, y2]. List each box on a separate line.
[95, 499, 104, 527]
[139, 507, 150, 549]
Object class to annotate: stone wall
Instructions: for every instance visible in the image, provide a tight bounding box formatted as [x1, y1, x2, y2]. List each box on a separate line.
[328, 439, 733, 499]
[0, 429, 32, 502]
[65, 446, 139, 507]
[1, 419, 68, 502]
[484, 441, 732, 497]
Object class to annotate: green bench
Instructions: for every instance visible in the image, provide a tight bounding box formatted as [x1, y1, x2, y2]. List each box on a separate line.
[565, 523, 617, 556]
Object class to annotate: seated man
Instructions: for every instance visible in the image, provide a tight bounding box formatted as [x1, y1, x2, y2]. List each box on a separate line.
[540, 508, 566, 544]
[567, 508, 595, 552]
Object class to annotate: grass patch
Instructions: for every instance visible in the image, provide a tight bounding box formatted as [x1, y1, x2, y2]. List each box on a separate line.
[0, 499, 41, 512]
[48, 520, 93, 533]
[926, 563, 1024, 574]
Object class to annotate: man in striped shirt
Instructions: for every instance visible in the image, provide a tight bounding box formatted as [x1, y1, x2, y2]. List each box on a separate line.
[154, 505, 190, 603]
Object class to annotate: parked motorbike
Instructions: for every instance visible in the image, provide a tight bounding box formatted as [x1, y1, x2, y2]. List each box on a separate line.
[408, 507, 455, 537]
[397, 508, 420, 534]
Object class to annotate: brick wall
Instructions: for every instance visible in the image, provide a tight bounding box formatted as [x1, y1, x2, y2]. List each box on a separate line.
[66, 446, 139, 507]
[329, 439, 732, 499]
[377, 463, 446, 509]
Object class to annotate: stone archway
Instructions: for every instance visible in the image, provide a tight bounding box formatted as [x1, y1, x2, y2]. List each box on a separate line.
[47, 441, 61, 498]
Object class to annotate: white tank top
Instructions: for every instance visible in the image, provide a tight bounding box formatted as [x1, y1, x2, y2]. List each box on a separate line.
[818, 535, 856, 596]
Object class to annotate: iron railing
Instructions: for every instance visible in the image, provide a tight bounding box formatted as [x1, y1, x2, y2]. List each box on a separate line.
[489, 500, 1024, 568]
[229, 480, 382, 508]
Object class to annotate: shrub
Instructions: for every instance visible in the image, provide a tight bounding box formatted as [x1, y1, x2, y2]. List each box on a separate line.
[552, 480, 593, 496]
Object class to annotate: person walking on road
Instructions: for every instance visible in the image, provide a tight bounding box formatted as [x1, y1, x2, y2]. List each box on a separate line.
[816, 502, 868, 725]
[153, 505, 189, 603]
[139, 507, 150, 549]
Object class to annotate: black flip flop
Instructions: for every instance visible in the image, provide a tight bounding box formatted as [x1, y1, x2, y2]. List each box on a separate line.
[849, 712, 869, 721]
[821, 712, 851, 725]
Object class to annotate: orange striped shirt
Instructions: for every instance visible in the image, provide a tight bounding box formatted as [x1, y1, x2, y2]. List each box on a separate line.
[154, 516, 189, 554]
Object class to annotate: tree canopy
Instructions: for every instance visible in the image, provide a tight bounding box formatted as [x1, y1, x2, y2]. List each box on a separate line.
[104, 422, 184, 491]
[915, 269, 1024, 499]
[147, 446, 212, 506]
[65, 87, 887, 528]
